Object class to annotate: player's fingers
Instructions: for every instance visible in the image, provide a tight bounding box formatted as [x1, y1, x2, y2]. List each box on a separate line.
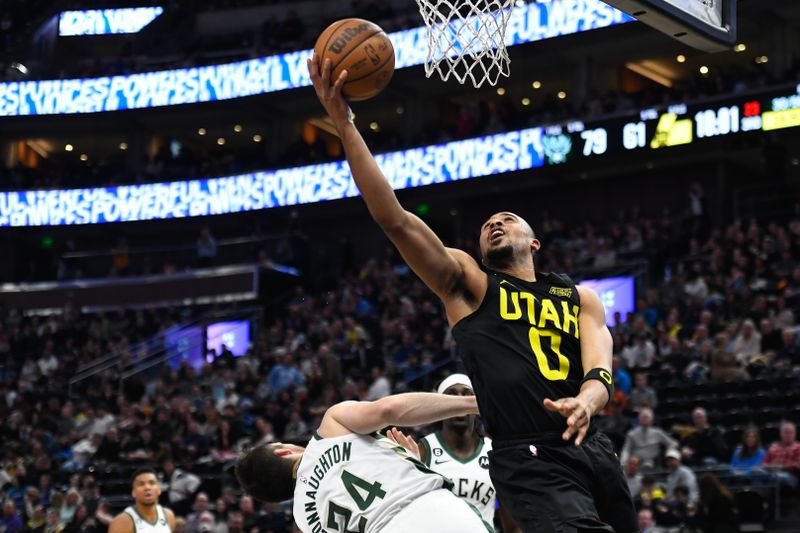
[574, 422, 590, 446]
[321, 57, 331, 86]
[543, 398, 562, 412]
[332, 70, 348, 95]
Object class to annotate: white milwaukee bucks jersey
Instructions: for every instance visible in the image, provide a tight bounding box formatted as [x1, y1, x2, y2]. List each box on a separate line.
[420, 432, 495, 523]
[123, 505, 171, 533]
[293, 431, 452, 533]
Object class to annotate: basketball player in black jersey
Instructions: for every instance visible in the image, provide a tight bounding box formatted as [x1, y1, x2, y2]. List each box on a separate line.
[309, 56, 638, 532]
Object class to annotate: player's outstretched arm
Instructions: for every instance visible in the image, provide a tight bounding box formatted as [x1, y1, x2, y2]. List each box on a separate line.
[319, 393, 478, 438]
[307, 55, 477, 301]
[544, 286, 612, 446]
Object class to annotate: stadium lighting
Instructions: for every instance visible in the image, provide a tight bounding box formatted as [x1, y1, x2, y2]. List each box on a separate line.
[733, 43, 746, 52]
[699, 65, 709, 74]
[396, 106, 404, 115]
[557, 91, 567, 99]
[217, 137, 226, 146]
[369, 122, 380, 132]
[252, 135, 263, 143]
[234, 124, 243, 133]
[119, 142, 128, 151]
[497, 87, 506, 95]
[65, 144, 74, 152]
[755, 55, 768, 64]
[11, 63, 28, 75]
[532, 81, 542, 89]
[79, 154, 88, 161]
[521, 98, 531, 106]
[676, 54, 686, 63]
[198, 128, 207, 136]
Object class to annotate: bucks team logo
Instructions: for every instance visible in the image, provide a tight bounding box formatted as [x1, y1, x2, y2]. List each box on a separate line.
[479, 456, 489, 469]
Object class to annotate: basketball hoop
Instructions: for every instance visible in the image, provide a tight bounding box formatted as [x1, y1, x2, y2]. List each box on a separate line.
[414, 0, 515, 88]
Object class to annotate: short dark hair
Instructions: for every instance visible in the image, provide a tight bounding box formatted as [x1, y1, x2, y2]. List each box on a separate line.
[235, 443, 296, 502]
[130, 467, 158, 489]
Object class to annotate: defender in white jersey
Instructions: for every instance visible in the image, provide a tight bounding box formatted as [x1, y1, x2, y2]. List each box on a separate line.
[109, 467, 176, 533]
[236, 392, 492, 533]
[410, 374, 519, 532]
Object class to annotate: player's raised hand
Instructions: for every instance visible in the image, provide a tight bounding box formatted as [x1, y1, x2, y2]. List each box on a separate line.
[387, 427, 421, 461]
[543, 397, 593, 446]
[307, 54, 352, 129]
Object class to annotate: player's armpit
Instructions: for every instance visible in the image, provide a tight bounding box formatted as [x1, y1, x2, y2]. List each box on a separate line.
[576, 286, 613, 414]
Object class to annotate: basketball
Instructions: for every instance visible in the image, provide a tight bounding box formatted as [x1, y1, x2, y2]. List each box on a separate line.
[313, 18, 395, 101]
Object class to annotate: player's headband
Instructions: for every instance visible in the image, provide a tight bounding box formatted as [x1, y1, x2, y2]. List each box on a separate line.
[437, 373, 473, 394]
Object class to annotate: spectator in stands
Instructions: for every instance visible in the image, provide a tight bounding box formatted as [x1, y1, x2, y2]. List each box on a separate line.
[623, 456, 643, 497]
[186, 492, 210, 532]
[266, 353, 304, 395]
[759, 318, 782, 353]
[777, 329, 800, 366]
[637, 509, 655, 533]
[197, 227, 218, 268]
[654, 485, 696, 530]
[681, 407, 728, 465]
[731, 426, 767, 480]
[1, 500, 24, 533]
[621, 408, 678, 469]
[162, 458, 201, 517]
[227, 511, 245, 533]
[622, 334, 656, 369]
[365, 366, 391, 400]
[637, 475, 666, 510]
[764, 421, 800, 488]
[629, 372, 658, 412]
[664, 449, 699, 503]
[696, 474, 738, 533]
[732, 319, 761, 364]
[611, 355, 632, 395]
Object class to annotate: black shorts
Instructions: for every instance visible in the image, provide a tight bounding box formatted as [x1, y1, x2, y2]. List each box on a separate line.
[489, 431, 638, 533]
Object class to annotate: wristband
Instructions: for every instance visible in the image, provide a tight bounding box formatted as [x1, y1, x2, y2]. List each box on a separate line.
[581, 368, 614, 407]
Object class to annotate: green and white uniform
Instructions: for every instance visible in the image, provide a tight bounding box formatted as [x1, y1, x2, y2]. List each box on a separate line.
[293, 432, 491, 533]
[123, 505, 171, 533]
[420, 432, 496, 524]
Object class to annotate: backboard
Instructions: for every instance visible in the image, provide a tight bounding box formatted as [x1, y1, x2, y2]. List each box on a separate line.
[602, 0, 736, 52]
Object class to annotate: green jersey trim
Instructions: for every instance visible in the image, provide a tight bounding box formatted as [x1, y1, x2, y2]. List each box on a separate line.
[435, 431, 485, 464]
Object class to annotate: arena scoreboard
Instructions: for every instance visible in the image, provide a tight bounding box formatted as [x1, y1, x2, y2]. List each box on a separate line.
[539, 84, 800, 166]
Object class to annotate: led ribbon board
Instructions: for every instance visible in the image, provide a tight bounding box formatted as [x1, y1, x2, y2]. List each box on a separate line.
[59, 7, 165, 36]
[0, 1, 632, 116]
[0, 128, 544, 227]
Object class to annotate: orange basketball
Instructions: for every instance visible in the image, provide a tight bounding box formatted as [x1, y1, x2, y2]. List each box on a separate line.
[314, 18, 395, 102]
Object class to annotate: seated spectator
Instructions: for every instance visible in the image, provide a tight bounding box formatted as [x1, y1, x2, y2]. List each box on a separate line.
[710, 347, 748, 381]
[638, 509, 656, 533]
[629, 372, 658, 412]
[266, 354, 304, 395]
[624, 456, 643, 497]
[621, 408, 678, 469]
[697, 474, 738, 533]
[731, 426, 767, 477]
[654, 485, 696, 529]
[764, 421, 800, 489]
[664, 449, 699, 503]
[612, 355, 632, 395]
[637, 475, 666, 510]
[776, 329, 800, 366]
[732, 319, 761, 364]
[163, 458, 201, 517]
[622, 334, 656, 369]
[681, 407, 728, 465]
[364, 366, 391, 401]
[759, 318, 782, 353]
[1, 500, 25, 533]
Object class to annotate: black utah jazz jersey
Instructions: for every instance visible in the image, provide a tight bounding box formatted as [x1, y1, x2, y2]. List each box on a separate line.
[452, 270, 584, 440]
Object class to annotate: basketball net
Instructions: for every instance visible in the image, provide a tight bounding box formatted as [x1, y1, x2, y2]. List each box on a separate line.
[415, 0, 515, 88]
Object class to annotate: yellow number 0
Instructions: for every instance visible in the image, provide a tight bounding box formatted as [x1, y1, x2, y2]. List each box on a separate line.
[528, 328, 570, 381]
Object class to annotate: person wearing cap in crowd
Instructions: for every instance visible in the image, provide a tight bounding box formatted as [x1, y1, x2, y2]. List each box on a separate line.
[391, 374, 520, 532]
[664, 449, 699, 503]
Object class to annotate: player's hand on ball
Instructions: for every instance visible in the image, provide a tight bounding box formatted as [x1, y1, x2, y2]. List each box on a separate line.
[388, 427, 421, 461]
[543, 397, 592, 446]
[307, 54, 352, 129]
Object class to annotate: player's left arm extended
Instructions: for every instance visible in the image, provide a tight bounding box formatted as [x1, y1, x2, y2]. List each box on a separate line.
[544, 286, 612, 446]
[319, 393, 479, 438]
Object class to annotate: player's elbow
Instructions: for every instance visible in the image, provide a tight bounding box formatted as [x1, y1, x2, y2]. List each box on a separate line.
[376, 210, 411, 236]
[374, 396, 401, 425]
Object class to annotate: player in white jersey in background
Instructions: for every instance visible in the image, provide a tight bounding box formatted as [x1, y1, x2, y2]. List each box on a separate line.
[398, 374, 520, 533]
[109, 467, 176, 533]
[235, 392, 492, 533]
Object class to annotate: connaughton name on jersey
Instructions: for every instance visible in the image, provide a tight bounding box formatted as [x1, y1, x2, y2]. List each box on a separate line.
[299, 441, 352, 531]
